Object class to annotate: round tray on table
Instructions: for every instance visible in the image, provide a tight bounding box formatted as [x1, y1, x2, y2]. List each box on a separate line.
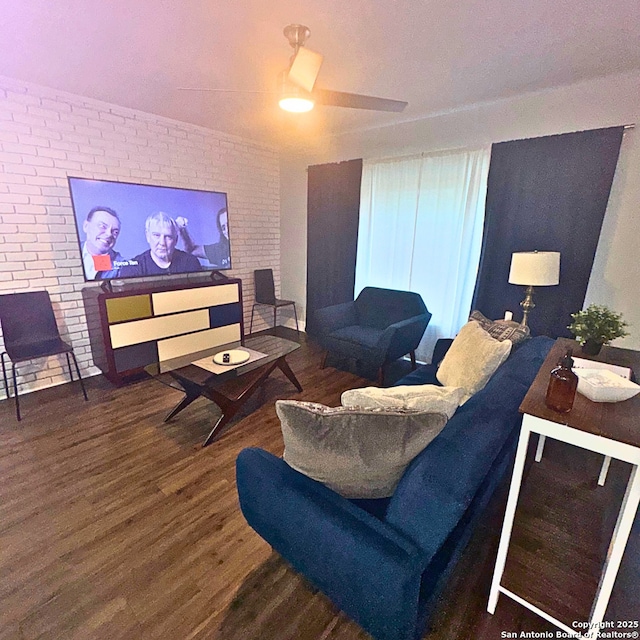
[213, 349, 251, 366]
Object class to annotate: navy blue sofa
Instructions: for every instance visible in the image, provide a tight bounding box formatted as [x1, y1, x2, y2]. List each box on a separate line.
[236, 336, 554, 640]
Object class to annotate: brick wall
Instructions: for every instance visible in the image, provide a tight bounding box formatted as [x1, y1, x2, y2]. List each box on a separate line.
[0, 76, 282, 398]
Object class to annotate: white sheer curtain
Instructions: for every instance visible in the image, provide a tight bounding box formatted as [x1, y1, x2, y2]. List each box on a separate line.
[355, 146, 491, 362]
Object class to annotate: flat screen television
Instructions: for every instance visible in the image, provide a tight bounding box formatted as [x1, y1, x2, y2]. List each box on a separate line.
[68, 177, 232, 282]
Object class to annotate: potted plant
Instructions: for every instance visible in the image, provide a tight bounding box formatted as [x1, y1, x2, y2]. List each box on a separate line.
[568, 304, 629, 355]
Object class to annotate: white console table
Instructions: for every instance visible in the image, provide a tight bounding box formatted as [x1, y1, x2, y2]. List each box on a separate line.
[488, 338, 640, 639]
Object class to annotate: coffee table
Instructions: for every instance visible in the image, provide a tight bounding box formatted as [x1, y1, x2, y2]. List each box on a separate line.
[145, 334, 302, 446]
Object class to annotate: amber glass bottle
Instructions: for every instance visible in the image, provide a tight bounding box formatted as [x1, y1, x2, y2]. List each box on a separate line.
[545, 350, 578, 413]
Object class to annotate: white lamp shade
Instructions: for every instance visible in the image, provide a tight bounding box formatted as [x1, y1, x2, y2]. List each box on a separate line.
[508, 251, 560, 286]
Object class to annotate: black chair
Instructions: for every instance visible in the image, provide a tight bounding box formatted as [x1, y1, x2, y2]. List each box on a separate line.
[249, 269, 299, 334]
[0, 291, 88, 420]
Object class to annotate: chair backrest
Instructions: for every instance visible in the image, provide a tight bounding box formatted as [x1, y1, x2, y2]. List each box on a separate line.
[0, 291, 61, 351]
[254, 269, 276, 305]
[354, 287, 428, 329]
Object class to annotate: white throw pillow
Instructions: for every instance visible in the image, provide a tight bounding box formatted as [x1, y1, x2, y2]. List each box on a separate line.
[436, 321, 512, 404]
[341, 384, 464, 417]
[277, 400, 449, 499]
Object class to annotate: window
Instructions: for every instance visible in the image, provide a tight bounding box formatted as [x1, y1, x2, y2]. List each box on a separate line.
[355, 146, 491, 361]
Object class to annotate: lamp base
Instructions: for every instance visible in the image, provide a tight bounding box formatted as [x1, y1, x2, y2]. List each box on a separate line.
[519, 285, 536, 327]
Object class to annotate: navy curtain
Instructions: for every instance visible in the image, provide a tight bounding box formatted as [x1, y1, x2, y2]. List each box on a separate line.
[306, 159, 363, 336]
[472, 127, 624, 338]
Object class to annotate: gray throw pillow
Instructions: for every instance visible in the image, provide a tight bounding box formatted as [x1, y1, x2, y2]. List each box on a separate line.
[277, 400, 449, 499]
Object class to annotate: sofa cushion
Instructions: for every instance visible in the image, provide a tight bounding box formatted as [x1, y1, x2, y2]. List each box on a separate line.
[385, 336, 554, 557]
[469, 310, 530, 345]
[395, 363, 440, 386]
[436, 320, 512, 404]
[341, 385, 463, 417]
[330, 325, 385, 349]
[277, 400, 449, 499]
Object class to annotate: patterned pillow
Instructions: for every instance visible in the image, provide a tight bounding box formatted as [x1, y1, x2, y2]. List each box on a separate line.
[469, 310, 530, 345]
[277, 400, 449, 499]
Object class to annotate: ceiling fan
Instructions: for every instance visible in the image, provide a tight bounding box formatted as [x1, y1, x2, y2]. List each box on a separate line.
[180, 24, 408, 114]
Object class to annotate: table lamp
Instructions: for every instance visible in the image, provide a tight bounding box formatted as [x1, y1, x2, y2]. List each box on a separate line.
[508, 251, 560, 327]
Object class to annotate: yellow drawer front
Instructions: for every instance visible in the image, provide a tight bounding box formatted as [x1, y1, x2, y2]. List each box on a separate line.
[157, 324, 242, 361]
[152, 284, 239, 316]
[105, 295, 152, 324]
[109, 309, 210, 349]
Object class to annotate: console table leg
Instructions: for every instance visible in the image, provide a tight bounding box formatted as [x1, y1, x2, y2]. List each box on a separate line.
[597, 456, 612, 486]
[535, 434, 546, 462]
[488, 421, 532, 614]
[588, 464, 640, 632]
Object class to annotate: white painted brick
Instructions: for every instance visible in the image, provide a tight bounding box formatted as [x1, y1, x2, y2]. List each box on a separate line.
[4, 163, 37, 176]
[1, 76, 281, 399]
[30, 176, 58, 187]
[5, 91, 39, 105]
[37, 147, 67, 160]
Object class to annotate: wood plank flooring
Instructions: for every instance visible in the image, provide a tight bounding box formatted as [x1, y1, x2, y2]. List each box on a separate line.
[0, 329, 637, 639]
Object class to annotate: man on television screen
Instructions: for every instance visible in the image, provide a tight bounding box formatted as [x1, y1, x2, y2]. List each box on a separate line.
[176, 207, 231, 269]
[82, 206, 125, 280]
[121, 212, 202, 277]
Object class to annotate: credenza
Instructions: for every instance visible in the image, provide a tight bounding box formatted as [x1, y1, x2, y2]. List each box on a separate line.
[82, 278, 244, 385]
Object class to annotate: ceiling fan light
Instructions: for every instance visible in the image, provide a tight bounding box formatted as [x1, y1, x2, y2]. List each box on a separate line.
[279, 96, 314, 112]
[278, 70, 314, 112]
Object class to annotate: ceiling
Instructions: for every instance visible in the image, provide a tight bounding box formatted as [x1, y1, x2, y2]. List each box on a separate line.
[1, 0, 639, 148]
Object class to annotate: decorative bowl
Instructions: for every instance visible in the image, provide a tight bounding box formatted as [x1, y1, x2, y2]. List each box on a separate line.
[575, 368, 640, 403]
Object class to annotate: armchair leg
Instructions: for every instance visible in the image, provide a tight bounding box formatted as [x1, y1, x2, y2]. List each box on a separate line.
[320, 351, 328, 369]
[410, 350, 417, 370]
[377, 366, 385, 387]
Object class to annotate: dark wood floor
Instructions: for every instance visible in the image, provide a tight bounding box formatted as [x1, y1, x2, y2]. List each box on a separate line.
[0, 329, 637, 639]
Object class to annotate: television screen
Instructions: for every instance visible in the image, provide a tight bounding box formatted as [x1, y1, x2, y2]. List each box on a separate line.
[68, 177, 232, 281]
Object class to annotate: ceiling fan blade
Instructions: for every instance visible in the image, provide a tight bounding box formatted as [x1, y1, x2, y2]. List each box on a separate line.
[287, 47, 324, 93]
[177, 87, 273, 93]
[313, 88, 408, 112]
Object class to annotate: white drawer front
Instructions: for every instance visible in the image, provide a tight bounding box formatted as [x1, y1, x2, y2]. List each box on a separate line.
[109, 309, 209, 348]
[152, 284, 239, 316]
[157, 323, 242, 361]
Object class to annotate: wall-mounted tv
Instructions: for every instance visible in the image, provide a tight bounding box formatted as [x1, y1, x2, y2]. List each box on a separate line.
[68, 177, 232, 282]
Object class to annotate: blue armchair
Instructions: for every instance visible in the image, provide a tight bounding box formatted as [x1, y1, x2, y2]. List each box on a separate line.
[315, 287, 431, 385]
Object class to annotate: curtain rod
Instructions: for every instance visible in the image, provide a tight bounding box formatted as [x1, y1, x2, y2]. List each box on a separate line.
[305, 124, 636, 170]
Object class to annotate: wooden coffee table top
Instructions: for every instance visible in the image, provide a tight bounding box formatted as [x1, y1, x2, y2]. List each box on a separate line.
[520, 337, 640, 449]
[145, 334, 300, 387]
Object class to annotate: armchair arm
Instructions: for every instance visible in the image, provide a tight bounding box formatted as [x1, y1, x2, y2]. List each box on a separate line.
[313, 301, 357, 335]
[381, 312, 432, 362]
[236, 448, 424, 640]
[432, 338, 454, 366]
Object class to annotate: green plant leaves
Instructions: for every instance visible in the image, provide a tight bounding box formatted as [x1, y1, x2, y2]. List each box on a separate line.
[567, 304, 629, 345]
